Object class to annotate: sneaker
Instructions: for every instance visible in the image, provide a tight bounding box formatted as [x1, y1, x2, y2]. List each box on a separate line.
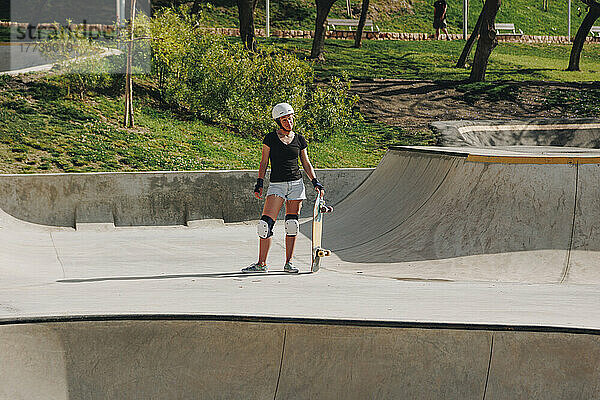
[283, 262, 299, 274]
[242, 262, 267, 273]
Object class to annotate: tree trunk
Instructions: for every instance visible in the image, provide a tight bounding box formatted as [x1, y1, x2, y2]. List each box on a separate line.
[469, 0, 501, 82]
[311, 0, 337, 60]
[456, 10, 484, 68]
[237, 0, 258, 51]
[353, 0, 370, 48]
[568, 4, 600, 71]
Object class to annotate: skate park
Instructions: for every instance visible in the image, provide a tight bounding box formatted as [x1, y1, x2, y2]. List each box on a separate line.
[0, 120, 599, 399]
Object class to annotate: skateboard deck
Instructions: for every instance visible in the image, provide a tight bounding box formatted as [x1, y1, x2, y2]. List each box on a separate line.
[311, 192, 333, 272]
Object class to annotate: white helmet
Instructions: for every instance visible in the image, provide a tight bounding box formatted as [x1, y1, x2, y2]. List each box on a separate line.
[272, 103, 294, 120]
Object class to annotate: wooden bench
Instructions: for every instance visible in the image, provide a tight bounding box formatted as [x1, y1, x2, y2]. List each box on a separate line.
[326, 18, 380, 32]
[495, 23, 523, 36]
[590, 26, 600, 37]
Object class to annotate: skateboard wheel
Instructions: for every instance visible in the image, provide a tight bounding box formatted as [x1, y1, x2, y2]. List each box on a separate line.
[316, 249, 331, 257]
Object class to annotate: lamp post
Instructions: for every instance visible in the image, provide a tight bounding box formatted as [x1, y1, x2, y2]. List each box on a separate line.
[117, 0, 126, 25]
[266, 0, 270, 37]
[463, 0, 468, 39]
[568, 0, 571, 41]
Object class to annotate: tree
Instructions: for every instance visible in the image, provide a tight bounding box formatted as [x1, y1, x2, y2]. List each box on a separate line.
[568, 0, 600, 71]
[310, 0, 338, 60]
[469, 0, 501, 82]
[353, 0, 370, 48]
[456, 11, 484, 68]
[238, 0, 258, 51]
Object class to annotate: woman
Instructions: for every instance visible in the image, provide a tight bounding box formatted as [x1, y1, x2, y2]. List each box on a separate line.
[242, 103, 324, 273]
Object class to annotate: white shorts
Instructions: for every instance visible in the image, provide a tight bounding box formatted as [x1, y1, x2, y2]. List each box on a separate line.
[266, 178, 307, 201]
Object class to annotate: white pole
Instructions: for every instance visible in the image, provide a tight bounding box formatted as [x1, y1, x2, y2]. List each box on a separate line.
[463, 0, 468, 40]
[568, 0, 571, 41]
[266, 0, 270, 37]
[347, 0, 352, 18]
[120, 0, 126, 24]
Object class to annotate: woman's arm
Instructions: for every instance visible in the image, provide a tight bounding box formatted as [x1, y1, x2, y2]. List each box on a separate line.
[300, 149, 316, 181]
[258, 144, 270, 179]
[300, 149, 324, 194]
[254, 144, 270, 199]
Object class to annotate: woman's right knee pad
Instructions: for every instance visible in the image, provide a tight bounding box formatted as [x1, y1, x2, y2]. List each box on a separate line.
[257, 215, 275, 239]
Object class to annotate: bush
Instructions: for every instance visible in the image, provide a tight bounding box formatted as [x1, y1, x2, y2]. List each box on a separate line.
[147, 8, 360, 141]
[302, 76, 361, 142]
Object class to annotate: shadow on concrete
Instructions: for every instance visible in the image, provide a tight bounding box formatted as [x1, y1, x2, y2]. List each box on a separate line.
[57, 271, 312, 283]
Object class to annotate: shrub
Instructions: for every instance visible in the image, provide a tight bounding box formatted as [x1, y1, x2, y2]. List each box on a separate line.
[147, 8, 360, 141]
[302, 76, 361, 142]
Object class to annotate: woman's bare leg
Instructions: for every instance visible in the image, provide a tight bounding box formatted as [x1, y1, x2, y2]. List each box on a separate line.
[285, 200, 302, 263]
[258, 195, 285, 264]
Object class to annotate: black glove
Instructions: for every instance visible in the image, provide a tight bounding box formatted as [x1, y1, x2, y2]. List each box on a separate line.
[254, 178, 264, 194]
[312, 178, 324, 191]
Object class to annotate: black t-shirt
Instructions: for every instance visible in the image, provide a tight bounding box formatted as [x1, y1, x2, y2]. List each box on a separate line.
[434, 0, 447, 18]
[262, 131, 308, 183]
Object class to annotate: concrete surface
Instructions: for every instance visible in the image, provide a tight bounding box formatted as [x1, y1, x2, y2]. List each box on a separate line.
[0, 44, 122, 76]
[1, 319, 598, 400]
[1, 147, 599, 398]
[0, 168, 372, 227]
[431, 119, 600, 148]
[318, 146, 600, 284]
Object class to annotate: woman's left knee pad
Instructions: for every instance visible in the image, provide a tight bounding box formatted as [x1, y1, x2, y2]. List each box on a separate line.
[285, 214, 299, 236]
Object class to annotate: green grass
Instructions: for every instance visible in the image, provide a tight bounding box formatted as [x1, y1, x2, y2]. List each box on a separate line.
[0, 74, 423, 173]
[1, 37, 599, 174]
[261, 37, 600, 82]
[200, 0, 587, 37]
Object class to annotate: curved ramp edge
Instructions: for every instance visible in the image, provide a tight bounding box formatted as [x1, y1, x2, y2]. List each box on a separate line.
[431, 119, 600, 148]
[323, 147, 600, 284]
[0, 318, 598, 400]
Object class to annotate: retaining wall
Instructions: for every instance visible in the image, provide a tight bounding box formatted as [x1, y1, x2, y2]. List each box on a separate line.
[2, 21, 598, 44]
[0, 168, 373, 228]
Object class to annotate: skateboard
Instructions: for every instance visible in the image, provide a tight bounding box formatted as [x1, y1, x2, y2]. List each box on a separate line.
[311, 192, 333, 273]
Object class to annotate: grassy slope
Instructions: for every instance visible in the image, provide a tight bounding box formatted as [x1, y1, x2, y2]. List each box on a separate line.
[0, 74, 405, 173]
[1, 35, 600, 174]
[201, 0, 587, 36]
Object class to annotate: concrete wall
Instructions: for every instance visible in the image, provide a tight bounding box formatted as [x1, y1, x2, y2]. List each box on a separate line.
[0, 319, 598, 399]
[431, 119, 600, 148]
[0, 169, 373, 228]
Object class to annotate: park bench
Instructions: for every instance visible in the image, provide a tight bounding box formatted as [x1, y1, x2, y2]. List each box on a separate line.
[590, 26, 600, 37]
[495, 23, 523, 36]
[326, 18, 380, 32]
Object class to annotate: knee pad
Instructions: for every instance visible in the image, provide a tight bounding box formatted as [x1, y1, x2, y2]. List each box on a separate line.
[257, 215, 275, 239]
[285, 214, 299, 236]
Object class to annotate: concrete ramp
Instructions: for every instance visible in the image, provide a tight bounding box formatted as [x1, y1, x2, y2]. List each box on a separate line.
[431, 119, 600, 148]
[0, 319, 598, 400]
[0, 146, 599, 398]
[320, 146, 600, 284]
